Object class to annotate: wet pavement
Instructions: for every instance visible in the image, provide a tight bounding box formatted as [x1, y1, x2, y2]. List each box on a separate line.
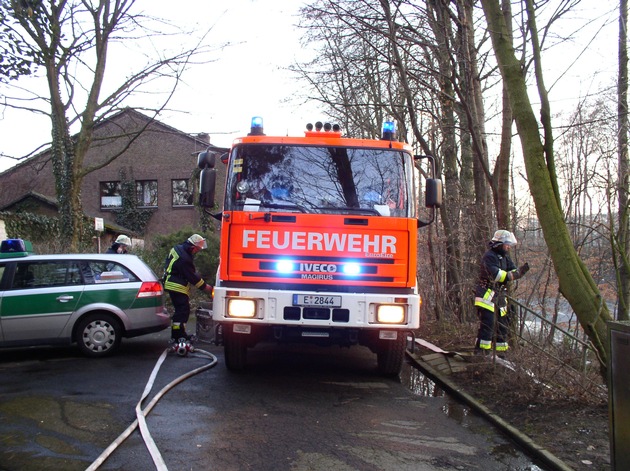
[0, 329, 548, 470]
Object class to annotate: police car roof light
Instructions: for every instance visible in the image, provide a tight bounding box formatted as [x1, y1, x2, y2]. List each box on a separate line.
[0, 239, 34, 258]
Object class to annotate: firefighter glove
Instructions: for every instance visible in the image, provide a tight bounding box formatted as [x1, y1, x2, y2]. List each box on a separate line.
[518, 263, 530, 276]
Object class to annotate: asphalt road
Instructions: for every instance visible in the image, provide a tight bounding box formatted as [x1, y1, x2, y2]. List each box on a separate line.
[0, 327, 546, 471]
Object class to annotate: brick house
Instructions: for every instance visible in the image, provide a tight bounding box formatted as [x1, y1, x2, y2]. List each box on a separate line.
[0, 108, 227, 244]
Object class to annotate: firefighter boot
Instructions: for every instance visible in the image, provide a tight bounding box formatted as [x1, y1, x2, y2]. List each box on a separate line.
[171, 322, 190, 342]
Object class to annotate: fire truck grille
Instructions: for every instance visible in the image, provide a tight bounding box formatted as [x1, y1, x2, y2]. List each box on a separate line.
[283, 307, 350, 323]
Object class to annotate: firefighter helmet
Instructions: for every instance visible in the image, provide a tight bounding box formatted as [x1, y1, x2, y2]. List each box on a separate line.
[115, 234, 131, 246]
[491, 230, 517, 246]
[188, 233, 207, 249]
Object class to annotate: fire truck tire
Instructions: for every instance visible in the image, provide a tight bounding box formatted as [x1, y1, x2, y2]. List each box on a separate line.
[224, 333, 247, 371]
[376, 335, 406, 376]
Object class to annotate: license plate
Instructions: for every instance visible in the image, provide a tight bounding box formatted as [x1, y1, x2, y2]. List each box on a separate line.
[293, 294, 342, 307]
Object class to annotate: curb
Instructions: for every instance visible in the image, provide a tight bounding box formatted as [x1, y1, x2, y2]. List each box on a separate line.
[406, 351, 575, 471]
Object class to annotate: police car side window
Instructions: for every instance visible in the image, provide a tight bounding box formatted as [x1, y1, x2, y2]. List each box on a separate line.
[12, 263, 35, 289]
[88, 261, 139, 283]
[0, 265, 5, 287]
[18, 261, 83, 288]
[66, 262, 83, 285]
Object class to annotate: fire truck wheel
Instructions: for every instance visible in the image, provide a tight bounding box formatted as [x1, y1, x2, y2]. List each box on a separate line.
[224, 333, 247, 371]
[376, 335, 406, 376]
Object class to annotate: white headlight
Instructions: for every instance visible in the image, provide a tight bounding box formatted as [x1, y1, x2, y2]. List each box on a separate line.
[377, 304, 405, 324]
[227, 298, 256, 318]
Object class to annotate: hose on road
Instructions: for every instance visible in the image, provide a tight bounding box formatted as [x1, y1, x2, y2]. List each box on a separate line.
[86, 345, 218, 471]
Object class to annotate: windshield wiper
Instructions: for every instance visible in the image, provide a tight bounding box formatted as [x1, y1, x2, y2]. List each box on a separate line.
[312, 206, 381, 216]
[259, 201, 307, 213]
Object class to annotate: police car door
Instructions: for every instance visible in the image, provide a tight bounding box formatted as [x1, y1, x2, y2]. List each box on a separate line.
[0, 260, 83, 342]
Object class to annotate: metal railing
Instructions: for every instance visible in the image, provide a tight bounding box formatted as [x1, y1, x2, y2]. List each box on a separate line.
[507, 295, 607, 400]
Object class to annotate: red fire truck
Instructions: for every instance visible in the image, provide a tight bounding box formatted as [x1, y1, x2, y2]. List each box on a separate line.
[198, 117, 441, 375]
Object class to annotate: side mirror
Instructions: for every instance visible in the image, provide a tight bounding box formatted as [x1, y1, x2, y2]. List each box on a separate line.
[199, 168, 216, 208]
[425, 178, 442, 207]
[198, 147, 217, 208]
[198, 150, 216, 169]
[414, 154, 442, 228]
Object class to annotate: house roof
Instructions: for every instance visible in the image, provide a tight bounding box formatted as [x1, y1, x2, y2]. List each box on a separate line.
[0, 107, 227, 177]
[0, 192, 137, 236]
[0, 191, 58, 211]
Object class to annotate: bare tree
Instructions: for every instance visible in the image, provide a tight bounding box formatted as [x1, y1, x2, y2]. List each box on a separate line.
[617, 0, 630, 320]
[0, 4, 37, 82]
[493, 0, 514, 230]
[296, 0, 526, 322]
[1, 0, 216, 249]
[481, 0, 613, 370]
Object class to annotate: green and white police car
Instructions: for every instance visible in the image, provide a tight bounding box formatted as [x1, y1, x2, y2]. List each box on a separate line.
[0, 239, 170, 357]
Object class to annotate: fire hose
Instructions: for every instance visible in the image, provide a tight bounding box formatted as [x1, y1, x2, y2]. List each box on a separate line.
[85, 342, 218, 470]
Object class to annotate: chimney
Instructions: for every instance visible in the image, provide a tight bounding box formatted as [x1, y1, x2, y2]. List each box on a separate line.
[196, 132, 210, 144]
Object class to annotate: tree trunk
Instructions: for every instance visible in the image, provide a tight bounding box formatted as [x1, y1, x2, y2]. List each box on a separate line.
[618, 0, 630, 321]
[455, 0, 493, 251]
[481, 0, 612, 371]
[425, 0, 465, 319]
[492, 0, 514, 230]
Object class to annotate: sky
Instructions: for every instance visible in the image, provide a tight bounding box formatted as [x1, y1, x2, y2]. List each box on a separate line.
[0, 0, 620, 173]
[0, 0, 318, 171]
[143, 0, 321, 147]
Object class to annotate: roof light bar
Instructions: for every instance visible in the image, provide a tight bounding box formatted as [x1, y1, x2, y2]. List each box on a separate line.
[305, 121, 342, 136]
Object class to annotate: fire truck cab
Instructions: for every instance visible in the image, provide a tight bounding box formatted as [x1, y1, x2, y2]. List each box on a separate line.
[198, 117, 441, 375]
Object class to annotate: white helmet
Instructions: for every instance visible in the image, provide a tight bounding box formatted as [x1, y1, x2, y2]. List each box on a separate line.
[188, 233, 207, 249]
[492, 230, 517, 246]
[115, 234, 131, 246]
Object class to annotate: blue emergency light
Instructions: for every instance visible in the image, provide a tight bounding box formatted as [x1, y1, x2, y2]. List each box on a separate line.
[249, 116, 265, 136]
[342, 262, 361, 276]
[381, 121, 396, 141]
[275, 260, 295, 273]
[0, 239, 34, 258]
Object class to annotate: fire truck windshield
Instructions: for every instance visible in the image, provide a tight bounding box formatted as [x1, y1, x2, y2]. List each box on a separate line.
[225, 144, 415, 217]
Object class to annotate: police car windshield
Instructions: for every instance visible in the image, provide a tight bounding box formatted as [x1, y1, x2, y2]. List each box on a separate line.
[225, 144, 413, 217]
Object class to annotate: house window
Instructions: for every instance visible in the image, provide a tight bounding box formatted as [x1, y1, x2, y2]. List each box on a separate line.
[136, 180, 158, 207]
[100, 181, 122, 209]
[172, 179, 193, 207]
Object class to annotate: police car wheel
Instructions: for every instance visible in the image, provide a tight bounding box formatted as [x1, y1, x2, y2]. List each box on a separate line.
[76, 313, 122, 357]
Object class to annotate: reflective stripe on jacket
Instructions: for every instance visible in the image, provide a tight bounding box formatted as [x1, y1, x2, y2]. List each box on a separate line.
[474, 245, 518, 313]
[163, 242, 207, 296]
[475, 289, 508, 316]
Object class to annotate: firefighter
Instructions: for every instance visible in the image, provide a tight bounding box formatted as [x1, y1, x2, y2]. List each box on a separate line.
[163, 234, 212, 341]
[106, 234, 131, 254]
[474, 230, 530, 356]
